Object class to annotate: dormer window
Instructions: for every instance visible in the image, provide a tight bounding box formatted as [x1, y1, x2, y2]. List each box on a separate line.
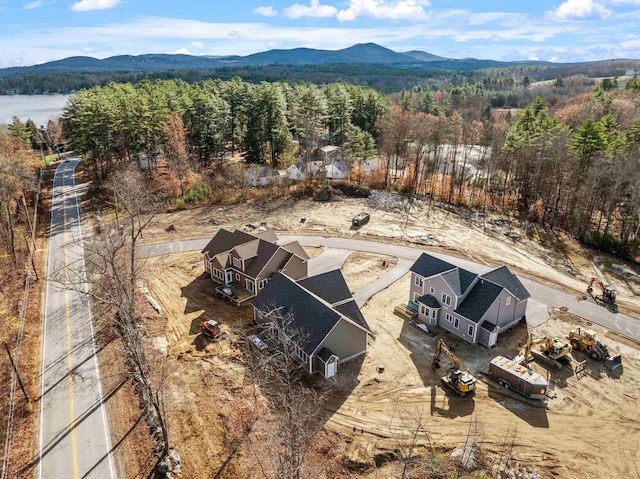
[233, 257, 242, 269]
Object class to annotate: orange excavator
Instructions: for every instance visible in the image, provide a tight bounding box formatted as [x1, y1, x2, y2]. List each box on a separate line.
[587, 277, 618, 312]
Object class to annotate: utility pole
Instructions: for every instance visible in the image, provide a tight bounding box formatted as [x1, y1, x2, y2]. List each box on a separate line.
[4, 342, 29, 403]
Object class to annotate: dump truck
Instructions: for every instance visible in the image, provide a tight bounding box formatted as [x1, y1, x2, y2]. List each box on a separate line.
[352, 212, 370, 227]
[488, 356, 548, 400]
[567, 327, 622, 370]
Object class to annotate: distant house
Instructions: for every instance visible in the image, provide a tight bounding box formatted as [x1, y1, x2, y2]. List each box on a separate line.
[409, 253, 530, 347]
[251, 270, 372, 378]
[138, 153, 158, 170]
[361, 158, 381, 174]
[285, 160, 322, 181]
[325, 160, 350, 180]
[246, 166, 282, 187]
[320, 145, 341, 163]
[202, 229, 308, 297]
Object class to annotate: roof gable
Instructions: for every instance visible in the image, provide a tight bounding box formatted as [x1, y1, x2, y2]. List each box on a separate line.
[481, 266, 530, 301]
[280, 241, 310, 261]
[410, 253, 457, 278]
[201, 229, 258, 258]
[334, 299, 372, 333]
[455, 279, 503, 323]
[441, 268, 478, 296]
[243, 240, 281, 277]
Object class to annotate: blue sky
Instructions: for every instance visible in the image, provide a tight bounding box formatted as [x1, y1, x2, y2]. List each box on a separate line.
[1, 0, 640, 68]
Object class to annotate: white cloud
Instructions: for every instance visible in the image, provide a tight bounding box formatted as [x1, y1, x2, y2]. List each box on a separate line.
[171, 48, 191, 55]
[336, 0, 431, 22]
[609, 0, 640, 4]
[70, 0, 120, 12]
[23, 1, 43, 9]
[283, 0, 338, 19]
[548, 0, 611, 21]
[253, 5, 278, 17]
[190, 41, 205, 50]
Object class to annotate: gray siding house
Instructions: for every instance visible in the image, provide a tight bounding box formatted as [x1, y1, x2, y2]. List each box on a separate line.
[409, 253, 530, 347]
[251, 270, 372, 378]
[202, 229, 308, 296]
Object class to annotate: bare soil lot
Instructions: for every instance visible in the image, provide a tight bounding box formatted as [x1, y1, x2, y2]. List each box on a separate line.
[132, 194, 640, 477]
[141, 247, 640, 478]
[140, 196, 640, 318]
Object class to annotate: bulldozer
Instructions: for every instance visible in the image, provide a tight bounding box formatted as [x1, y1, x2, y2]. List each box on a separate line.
[519, 333, 572, 370]
[432, 339, 477, 396]
[567, 327, 622, 370]
[587, 277, 618, 312]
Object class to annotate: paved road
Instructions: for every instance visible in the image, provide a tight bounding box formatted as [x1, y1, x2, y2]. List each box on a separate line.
[138, 234, 640, 340]
[39, 158, 115, 479]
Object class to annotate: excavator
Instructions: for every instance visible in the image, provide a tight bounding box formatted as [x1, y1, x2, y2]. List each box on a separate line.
[567, 327, 622, 370]
[518, 333, 573, 370]
[432, 339, 477, 396]
[587, 277, 618, 312]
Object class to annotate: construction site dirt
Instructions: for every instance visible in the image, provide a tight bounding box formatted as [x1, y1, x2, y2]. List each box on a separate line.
[135, 196, 640, 478]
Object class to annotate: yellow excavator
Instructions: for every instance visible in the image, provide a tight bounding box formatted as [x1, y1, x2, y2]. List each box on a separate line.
[432, 339, 477, 396]
[519, 333, 572, 370]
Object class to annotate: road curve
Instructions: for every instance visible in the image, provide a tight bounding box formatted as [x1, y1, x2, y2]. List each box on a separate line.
[138, 234, 640, 341]
[39, 158, 116, 479]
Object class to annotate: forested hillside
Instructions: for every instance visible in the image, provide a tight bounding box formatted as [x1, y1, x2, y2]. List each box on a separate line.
[10, 72, 639, 261]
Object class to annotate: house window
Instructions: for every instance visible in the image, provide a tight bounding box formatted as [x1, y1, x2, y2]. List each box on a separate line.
[446, 314, 453, 322]
[468, 325, 474, 336]
[412, 292, 420, 302]
[441, 293, 452, 306]
[295, 345, 308, 364]
[258, 278, 270, 290]
[454, 318, 459, 329]
[420, 305, 427, 316]
[430, 287, 435, 294]
[432, 309, 437, 319]
[214, 269, 224, 280]
[235, 273, 240, 281]
[414, 276, 423, 287]
[506, 297, 511, 306]
[233, 257, 241, 269]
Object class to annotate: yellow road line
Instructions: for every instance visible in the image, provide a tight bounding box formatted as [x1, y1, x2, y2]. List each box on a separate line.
[62, 172, 80, 479]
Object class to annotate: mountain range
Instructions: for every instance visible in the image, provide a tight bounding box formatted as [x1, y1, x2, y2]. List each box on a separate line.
[0, 43, 546, 78]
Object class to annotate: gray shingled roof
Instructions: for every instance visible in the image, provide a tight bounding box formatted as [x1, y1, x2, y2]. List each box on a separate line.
[417, 294, 441, 308]
[410, 253, 456, 278]
[455, 280, 503, 323]
[202, 229, 257, 257]
[243, 240, 281, 277]
[481, 266, 530, 301]
[334, 300, 372, 333]
[317, 347, 337, 362]
[441, 268, 478, 296]
[251, 273, 341, 354]
[480, 321, 498, 332]
[281, 241, 310, 261]
[298, 270, 352, 305]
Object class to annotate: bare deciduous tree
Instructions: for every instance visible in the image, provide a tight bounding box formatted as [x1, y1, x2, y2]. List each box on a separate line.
[244, 310, 326, 479]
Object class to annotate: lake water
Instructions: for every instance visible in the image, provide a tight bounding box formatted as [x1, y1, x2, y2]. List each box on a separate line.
[0, 94, 70, 126]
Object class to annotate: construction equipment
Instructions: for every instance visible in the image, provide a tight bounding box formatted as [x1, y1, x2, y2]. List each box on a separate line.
[519, 334, 572, 370]
[567, 327, 622, 370]
[200, 318, 224, 340]
[587, 277, 618, 312]
[432, 339, 477, 396]
[488, 356, 548, 400]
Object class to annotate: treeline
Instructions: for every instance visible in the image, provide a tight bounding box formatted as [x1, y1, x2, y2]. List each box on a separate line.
[62, 77, 389, 184]
[379, 83, 640, 259]
[0, 64, 442, 95]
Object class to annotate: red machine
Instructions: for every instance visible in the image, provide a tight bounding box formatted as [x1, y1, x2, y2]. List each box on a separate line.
[200, 318, 224, 339]
[587, 277, 617, 312]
